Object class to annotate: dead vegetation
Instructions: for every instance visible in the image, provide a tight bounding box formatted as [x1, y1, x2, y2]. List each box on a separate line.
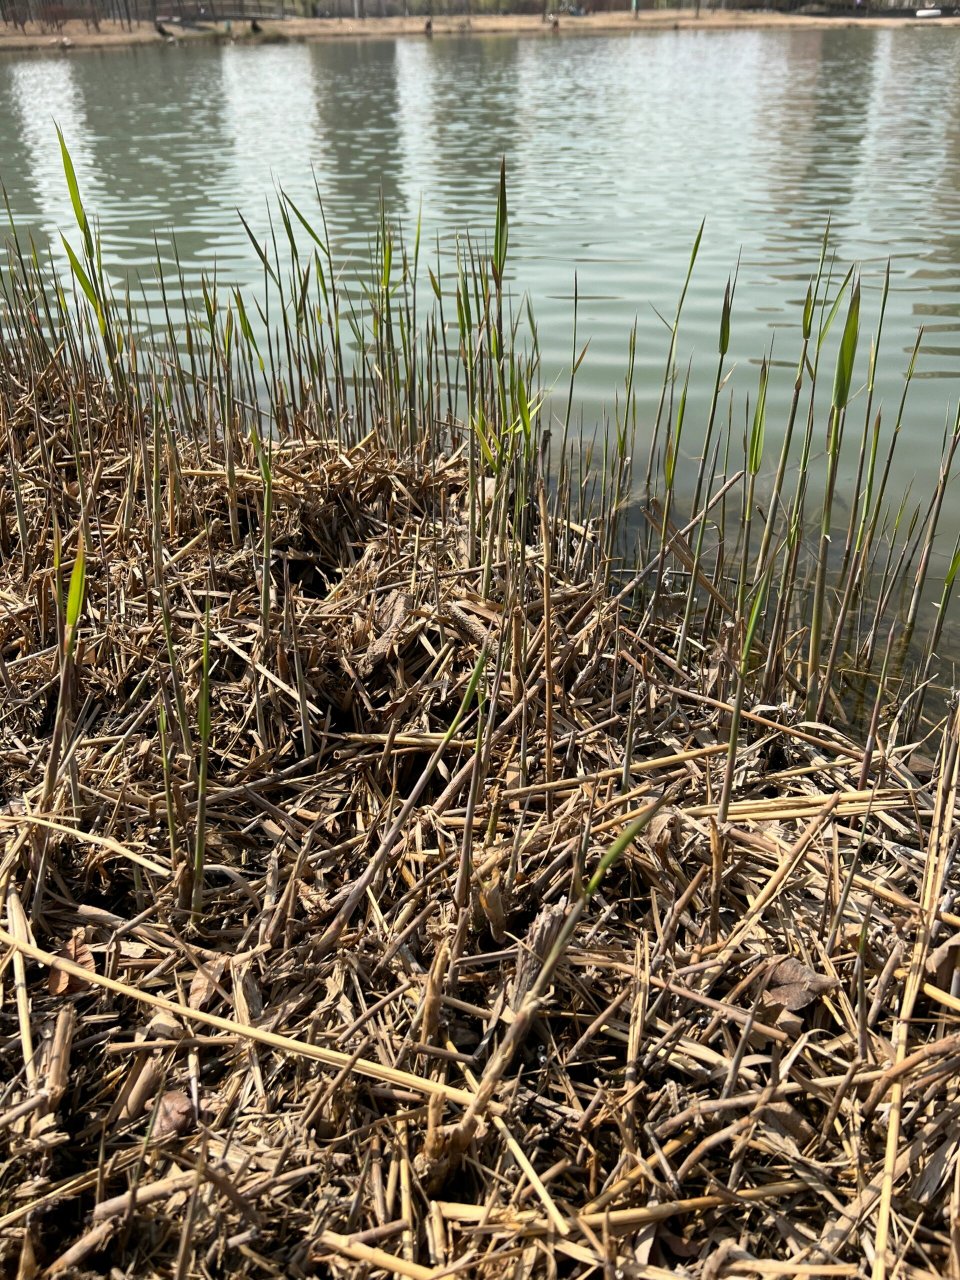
[3, 165, 960, 1278]
[2, 378, 960, 1279]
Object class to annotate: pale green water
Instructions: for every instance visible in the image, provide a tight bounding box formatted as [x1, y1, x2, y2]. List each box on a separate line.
[2, 27, 960, 504]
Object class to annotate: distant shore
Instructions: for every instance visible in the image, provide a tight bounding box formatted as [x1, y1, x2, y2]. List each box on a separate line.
[2, 7, 959, 53]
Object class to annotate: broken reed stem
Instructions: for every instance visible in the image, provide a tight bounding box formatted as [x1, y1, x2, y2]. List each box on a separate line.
[0, 924, 482, 1110]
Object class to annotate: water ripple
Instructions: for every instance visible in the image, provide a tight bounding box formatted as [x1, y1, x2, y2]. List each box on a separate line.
[0, 25, 958, 501]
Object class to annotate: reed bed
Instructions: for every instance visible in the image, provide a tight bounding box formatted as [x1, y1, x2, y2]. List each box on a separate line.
[2, 155, 960, 1278]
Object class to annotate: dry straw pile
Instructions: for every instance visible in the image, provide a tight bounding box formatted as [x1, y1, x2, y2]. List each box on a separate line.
[2, 159, 960, 1278]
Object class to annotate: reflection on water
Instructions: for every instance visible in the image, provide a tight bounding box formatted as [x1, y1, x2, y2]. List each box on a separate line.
[9, 58, 101, 242]
[1, 26, 959, 506]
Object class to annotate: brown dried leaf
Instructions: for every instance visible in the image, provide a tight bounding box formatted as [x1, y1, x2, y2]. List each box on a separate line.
[702, 644, 727, 700]
[772, 1008, 804, 1040]
[231, 961, 263, 1025]
[763, 955, 836, 1012]
[478, 872, 507, 943]
[913, 1134, 960, 1204]
[188, 957, 227, 1010]
[647, 807, 682, 859]
[297, 881, 332, 916]
[144, 1012, 182, 1041]
[760, 1100, 816, 1147]
[510, 904, 565, 1010]
[153, 1090, 193, 1139]
[925, 931, 960, 975]
[48, 929, 95, 996]
[15, 1223, 39, 1280]
[118, 940, 149, 960]
[757, 820, 790, 848]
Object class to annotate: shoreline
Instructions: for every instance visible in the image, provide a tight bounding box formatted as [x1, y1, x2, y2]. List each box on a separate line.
[3, 8, 959, 52]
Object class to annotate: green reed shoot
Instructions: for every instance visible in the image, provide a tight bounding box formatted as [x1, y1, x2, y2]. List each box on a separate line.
[192, 598, 212, 919]
[718, 568, 770, 826]
[806, 278, 860, 718]
[33, 532, 86, 917]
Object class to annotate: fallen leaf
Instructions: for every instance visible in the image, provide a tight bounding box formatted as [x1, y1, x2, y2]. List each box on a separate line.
[119, 940, 149, 960]
[478, 871, 507, 943]
[360, 590, 413, 674]
[773, 1008, 804, 1039]
[762, 955, 836, 1012]
[926, 931, 960, 975]
[188, 957, 227, 1010]
[231, 961, 263, 1024]
[15, 1222, 38, 1280]
[48, 929, 95, 996]
[913, 1133, 959, 1204]
[153, 1091, 193, 1139]
[760, 1100, 816, 1147]
[647, 807, 682, 859]
[144, 1012, 182, 1041]
[510, 904, 565, 1010]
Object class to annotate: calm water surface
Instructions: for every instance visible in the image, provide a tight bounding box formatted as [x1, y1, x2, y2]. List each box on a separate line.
[2, 27, 960, 505]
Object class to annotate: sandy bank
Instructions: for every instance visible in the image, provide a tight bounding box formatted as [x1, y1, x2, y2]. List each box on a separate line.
[2, 8, 959, 53]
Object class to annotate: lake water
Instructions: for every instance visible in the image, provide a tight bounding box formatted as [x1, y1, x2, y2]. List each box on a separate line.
[2, 26, 960, 507]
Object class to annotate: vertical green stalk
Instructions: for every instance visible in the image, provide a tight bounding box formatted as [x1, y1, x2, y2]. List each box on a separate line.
[56, 126, 124, 396]
[33, 534, 86, 919]
[806, 279, 860, 718]
[192, 599, 212, 920]
[649, 361, 689, 620]
[259, 432, 274, 651]
[737, 357, 767, 619]
[717, 569, 770, 826]
[644, 219, 703, 491]
[158, 701, 181, 891]
[690, 271, 735, 525]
